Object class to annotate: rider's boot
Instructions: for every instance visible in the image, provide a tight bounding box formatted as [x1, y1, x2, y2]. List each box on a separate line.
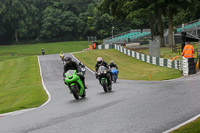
[83, 80, 88, 89]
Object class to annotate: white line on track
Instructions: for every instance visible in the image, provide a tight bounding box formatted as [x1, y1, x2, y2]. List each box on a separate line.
[163, 114, 200, 133]
[72, 52, 200, 133]
[1, 52, 198, 132]
[37, 56, 51, 107]
[0, 56, 51, 118]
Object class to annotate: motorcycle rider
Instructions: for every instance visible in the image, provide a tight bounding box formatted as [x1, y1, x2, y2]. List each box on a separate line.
[78, 62, 85, 68]
[95, 57, 112, 87]
[63, 57, 87, 89]
[60, 51, 65, 61]
[109, 60, 118, 69]
[78, 62, 86, 76]
[109, 60, 119, 80]
[42, 48, 45, 55]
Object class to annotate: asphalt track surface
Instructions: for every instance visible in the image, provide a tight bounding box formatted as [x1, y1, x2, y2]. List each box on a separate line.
[0, 53, 200, 133]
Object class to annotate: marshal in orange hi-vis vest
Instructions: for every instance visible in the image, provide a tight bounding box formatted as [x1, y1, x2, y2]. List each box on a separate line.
[182, 44, 194, 58]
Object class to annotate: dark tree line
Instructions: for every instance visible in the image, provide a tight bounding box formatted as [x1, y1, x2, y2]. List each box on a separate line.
[0, 0, 145, 44]
[0, 0, 200, 45]
[99, 0, 200, 47]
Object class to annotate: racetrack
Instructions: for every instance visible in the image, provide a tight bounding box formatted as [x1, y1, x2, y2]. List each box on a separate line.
[0, 53, 200, 133]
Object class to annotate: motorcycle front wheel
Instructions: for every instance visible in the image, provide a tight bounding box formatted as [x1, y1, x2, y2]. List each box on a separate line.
[114, 74, 117, 83]
[71, 85, 79, 100]
[101, 79, 108, 92]
[80, 89, 86, 98]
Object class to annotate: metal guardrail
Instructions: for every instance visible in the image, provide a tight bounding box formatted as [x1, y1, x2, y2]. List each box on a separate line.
[103, 29, 151, 44]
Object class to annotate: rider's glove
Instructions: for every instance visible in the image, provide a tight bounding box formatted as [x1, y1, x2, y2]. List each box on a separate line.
[76, 72, 83, 76]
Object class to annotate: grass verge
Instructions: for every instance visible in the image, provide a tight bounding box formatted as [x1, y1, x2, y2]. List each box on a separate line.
[0, 41, 88, 114]
[0, 56, 48, 114]
[74, 49, 182, 80]
[171, 117, 200, 133]
[0, 41, 88, 55]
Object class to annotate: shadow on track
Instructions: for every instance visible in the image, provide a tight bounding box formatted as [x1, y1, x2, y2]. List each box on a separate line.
[97, 90, 115, 95]
[67, 97, 88, 104]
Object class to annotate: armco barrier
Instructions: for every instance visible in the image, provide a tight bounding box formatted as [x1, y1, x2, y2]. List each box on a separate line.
[96, 44, 183, 70]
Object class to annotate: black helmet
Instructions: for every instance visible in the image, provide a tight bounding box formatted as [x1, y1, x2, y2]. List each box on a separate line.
[79, 62, 82, 66]
[64, 57, 72, 64]
[110, 60, 114, 65]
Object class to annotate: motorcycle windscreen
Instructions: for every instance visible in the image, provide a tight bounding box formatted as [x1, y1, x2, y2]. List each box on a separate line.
[98, 66, 107, 74]
[66, 70, 75, 77]
[111, 67, 116, 71]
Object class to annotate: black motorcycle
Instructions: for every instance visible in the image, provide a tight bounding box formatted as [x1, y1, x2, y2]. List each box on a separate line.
[97, 66, 112, 92]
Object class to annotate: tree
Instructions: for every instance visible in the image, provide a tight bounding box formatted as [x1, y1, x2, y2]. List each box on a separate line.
[40, 6, 77, 40]
[0, 0, 27, 42]
[99, 0, 158, 41]
[165, 0, 199, 47]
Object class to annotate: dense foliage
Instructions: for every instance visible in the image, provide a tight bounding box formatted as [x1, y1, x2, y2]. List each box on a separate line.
[0, 0, 200, 45]
[99, 0, 200, 47]
[0, 0, 141, 44]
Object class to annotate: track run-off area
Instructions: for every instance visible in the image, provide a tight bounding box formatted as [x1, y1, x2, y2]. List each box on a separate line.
[0, 53, 200, 133]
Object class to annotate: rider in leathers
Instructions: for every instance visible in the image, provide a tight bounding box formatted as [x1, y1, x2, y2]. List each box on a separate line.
[95, 57, 112, 87]
[63, 57, 87, 89]
[109, 60, 119, 80]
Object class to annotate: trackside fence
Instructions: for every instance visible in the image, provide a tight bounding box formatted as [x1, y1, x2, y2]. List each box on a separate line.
[96, 44, 183, 70]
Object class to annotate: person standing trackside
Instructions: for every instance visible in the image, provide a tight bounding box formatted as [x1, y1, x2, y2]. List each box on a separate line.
[182, 41, 196, 74]
[182, 41, 194, 58]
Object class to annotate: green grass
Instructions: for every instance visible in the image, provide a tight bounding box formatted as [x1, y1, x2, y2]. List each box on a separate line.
[0, 41, 88, 62]
[74, 49, 182, 80]
[0, 56, 48, 114]
[0, 41, 88, 55]
[0, 41, 89, 114]
[171, 117, 200, 133]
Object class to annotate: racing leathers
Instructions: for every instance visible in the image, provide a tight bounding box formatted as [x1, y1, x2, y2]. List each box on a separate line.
[63, 61, 86, 88]
[95, 61, 112, 87]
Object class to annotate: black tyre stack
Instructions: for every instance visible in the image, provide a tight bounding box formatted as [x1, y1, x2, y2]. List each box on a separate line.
[188, 58, 196, 74]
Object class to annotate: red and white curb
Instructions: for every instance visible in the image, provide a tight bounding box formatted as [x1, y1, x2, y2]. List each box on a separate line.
[0, 56, 51, 118]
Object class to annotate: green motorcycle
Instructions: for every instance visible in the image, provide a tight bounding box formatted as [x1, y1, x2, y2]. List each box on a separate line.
[64, 70, 86, 100]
